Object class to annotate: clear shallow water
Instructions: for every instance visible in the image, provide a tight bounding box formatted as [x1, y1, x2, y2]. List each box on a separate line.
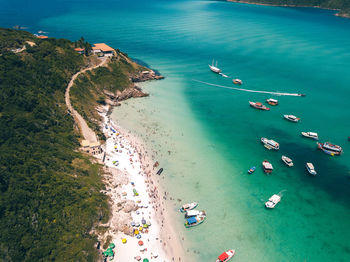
[2, 0, 350, 261]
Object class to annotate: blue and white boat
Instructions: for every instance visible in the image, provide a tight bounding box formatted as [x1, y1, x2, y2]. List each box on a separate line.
[248, 166, 256, 174]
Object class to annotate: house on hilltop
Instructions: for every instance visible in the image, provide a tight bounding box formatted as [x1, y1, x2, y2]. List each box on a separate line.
[92, 43, 115, 57]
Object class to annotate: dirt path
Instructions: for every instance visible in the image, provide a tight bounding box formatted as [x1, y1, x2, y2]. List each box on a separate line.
[65, 57, 108, 142]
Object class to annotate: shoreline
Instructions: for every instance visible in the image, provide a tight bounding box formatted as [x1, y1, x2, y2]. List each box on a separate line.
[225, 0, 349, 19]
[95, 104, 185, 261]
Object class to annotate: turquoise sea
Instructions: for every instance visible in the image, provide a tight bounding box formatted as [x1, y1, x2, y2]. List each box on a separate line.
[2, 0, 350, 261]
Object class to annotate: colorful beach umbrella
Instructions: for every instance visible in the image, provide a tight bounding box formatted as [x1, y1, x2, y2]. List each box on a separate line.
[143, 259, 149, 262]
[135, 256, 141, 261]
[138, 240, 144, 246]
[122, 238, 127, 244]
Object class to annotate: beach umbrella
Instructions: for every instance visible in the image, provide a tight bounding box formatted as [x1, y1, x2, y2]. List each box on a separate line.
[109, 243, 115, 249]
[134, 229, 139, 235]
[138, 240, 144, 246]
[143, 224, 148, 228]
[141, 219, 146, 224]
[135, 222, 140, 227]
[143, 259, 149, 262]
[122, 238, 127, 244]
[136, 234, 142, 239]
[139, 226, 143, 231]
[135, 256, 141, 261]
[131, 221, 136, 227]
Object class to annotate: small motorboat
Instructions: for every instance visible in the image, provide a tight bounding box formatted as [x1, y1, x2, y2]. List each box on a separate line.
[185, 210, 206, 218]
[266, 98, 278, 106]
[248, 166, 256, 174]
[301, 132, 319, 140]
[249, 101, 270, 111]
[184, 214, 206, 228]
[306, 162, 317, 176]
[156, 168, 163, 175]
[262, 160, 273, 174]
[209, 60, 221, 73]
[283, 115, 300, 122]
[233, 79, 242, 85]
[261, 137, 279, 150]
[216, 249, 235, 262]
[317, 142, 343, 155]
[180, 202, 198, 213]
[281, 155, 293, 167]
[265, 194, 281, 209]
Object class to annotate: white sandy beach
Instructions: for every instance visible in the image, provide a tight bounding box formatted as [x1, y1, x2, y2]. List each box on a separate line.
[97, 109, 185, 262]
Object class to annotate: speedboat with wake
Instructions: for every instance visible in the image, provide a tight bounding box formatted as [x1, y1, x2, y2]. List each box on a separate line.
[209, 60, 221, 73]
[301, 132, 318, 140]
[284, 114, 300, 122]
[216, 249, 235, 262]
[261, 137, 279, 150]
[249, 101, 270, 111]
[180, 202, 198, 213]
[317, 142, 343, 155]
[265, 194, 281, 209]
[281, 155, 293, 167]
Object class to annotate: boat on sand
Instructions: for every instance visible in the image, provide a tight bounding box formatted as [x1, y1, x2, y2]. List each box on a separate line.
[180, 202, 198, 213]
[216, 249, 235, 262]
[281, 155, 293, 167]
[265, 194, 281, 209]
[249, 101, 270, 111]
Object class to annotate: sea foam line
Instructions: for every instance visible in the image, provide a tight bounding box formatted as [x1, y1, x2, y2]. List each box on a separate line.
[192, 79, 305, 97]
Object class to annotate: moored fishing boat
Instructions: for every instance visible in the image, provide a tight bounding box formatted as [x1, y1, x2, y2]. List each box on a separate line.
[248, 166, 256, 174]
[306, 162, 317, 176]
[184, 214, 206, 228]
[265, 194, 281, 209]
[261, 137, 279, 150]
[266, 98, 278, 105]
[317, 142, 343, 155]
[283, 114, 300, 122]
[249, 101, 270, 111]
[208, 59, 221, 73]
[180, 202, 198, 213]
[216, 249, 235, 262]
[233, 79, 242, 85]
[262, 160, 273, 174]
[301, 132, 319, 140]
[281, 155, 293, 167]
[185, 210, 206, 218]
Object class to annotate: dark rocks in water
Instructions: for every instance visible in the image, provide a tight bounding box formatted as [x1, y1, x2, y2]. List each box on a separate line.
[157, 168, 163, 175]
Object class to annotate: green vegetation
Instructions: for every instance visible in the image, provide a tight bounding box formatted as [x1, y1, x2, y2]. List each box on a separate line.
[0, 28, 109, 261]
[69, 50, 147, 140]
[230, 0, 350, 16]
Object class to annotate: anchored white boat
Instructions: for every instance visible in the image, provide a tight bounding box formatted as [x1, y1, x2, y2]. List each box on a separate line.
[185, 210, 206, 218]
[209, 60, 221, 73]
[281, 155, 293, 167]
[317, 142, 343, 155]
[180, 202, 198, 213]
[216, 249, 235, 262]
[301, 132, 319, 140]
[266, 98, 278, 106]
[262, 160, 273, 174]
[306, 162, 317, 176]
[265, 194, 281, 209]
[261, 137, 279, 150]
[184, 213, 206, 228]
[284, 114, 300, 122]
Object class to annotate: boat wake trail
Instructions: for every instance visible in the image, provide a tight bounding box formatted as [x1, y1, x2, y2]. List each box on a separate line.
[278, 189, 288, 198]
[192, 79, 305, 97]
